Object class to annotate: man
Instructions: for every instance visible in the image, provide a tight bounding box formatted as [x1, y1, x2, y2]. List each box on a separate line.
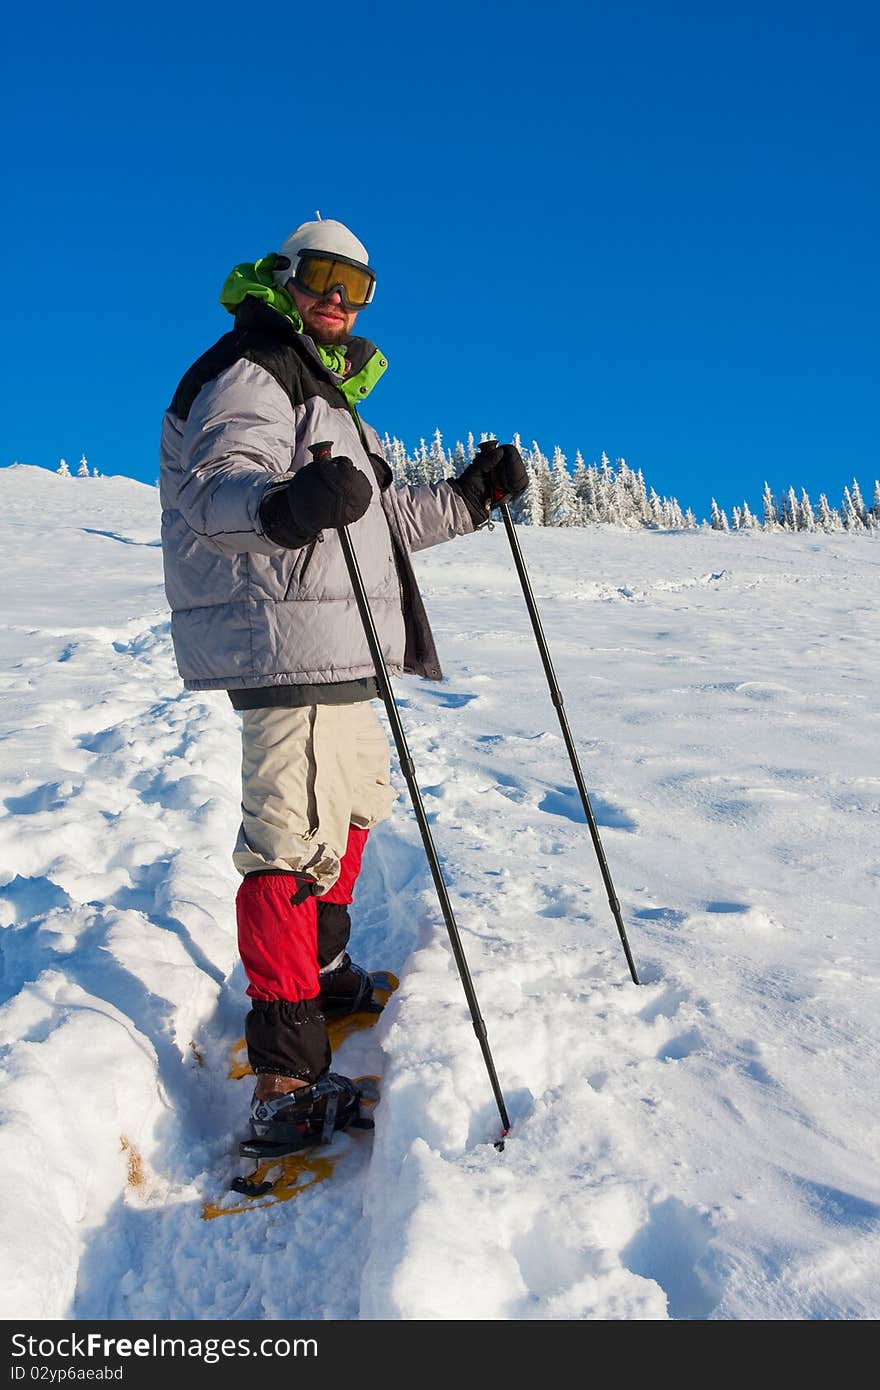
[159, 217, 527, 1149]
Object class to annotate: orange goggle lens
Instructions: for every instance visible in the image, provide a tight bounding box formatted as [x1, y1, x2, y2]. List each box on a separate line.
[293, 253, 375, 309]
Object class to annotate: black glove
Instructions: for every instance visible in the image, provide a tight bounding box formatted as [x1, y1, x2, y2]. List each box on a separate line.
[259, 455, 372, 549]
[451, 441, 529, 527]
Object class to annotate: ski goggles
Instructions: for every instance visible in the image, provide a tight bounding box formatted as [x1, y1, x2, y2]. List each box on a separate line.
[290, 251, 376, 310]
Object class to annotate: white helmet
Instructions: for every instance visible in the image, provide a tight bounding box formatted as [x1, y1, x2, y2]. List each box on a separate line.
[272, 218, 370, 287]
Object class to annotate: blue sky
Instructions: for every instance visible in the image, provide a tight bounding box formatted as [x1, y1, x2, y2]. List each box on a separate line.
[2, 1, 877, 518]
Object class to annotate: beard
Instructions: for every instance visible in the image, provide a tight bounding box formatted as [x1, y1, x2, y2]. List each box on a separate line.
[299, 301, 354, 347]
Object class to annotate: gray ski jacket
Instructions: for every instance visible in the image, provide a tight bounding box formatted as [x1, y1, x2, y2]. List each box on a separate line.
[160, 297, 475, 691]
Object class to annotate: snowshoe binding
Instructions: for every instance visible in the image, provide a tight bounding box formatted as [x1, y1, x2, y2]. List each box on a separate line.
[243, 1071, 372, 1161]
[203, 1074, 381, 1219]
[318, 954, 381, 1020]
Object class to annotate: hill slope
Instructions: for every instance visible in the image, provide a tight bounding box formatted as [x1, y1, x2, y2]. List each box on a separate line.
[1, 465, 878, 1320]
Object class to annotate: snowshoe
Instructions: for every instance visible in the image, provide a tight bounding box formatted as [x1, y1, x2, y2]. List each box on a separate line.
[202, 1074, 381, 1219]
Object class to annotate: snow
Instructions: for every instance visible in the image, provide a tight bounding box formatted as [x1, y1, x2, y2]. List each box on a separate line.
[1, 462, 878, 1321]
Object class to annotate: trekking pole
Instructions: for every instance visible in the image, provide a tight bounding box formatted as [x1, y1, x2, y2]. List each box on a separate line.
[311, 444, 511, 1145]
[480, 446, 640, 985]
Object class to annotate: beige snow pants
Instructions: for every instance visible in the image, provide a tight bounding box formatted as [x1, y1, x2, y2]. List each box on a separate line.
[233, 702, 398, 893]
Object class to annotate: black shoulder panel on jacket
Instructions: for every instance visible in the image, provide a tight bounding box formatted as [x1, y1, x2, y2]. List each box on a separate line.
[168, 300, 351, 422]
[168, 328, 241, 420]
[241, 340, 345, 416]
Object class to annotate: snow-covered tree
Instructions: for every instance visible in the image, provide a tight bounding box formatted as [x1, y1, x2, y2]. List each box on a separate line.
[393, 447, 406, 483]
[77, 454, 90, 478]
[57, 458, 70, 477]
[411, 438, 430, 485]
[647, 488, 665, 528]
[841, 485, 864, 531]
[576, 456, 600, 523]
[428, 428, 451, 482]
[849, 479, 867, 526]
[547, 447, 579, 526]
[610, 460, 640, 527]
[597, 452, 614, 519]
[799, 489, 816, 532]
[518, 458, 543, 526]
[780, 486, 800, 530]
[632, 467, 649, 523]
[528, 442, 552, 525]
[710, 498, 730, 532]
[816, 494, 838, 531]
[761, 482, 777, 529]
[658, 498, 683, 528]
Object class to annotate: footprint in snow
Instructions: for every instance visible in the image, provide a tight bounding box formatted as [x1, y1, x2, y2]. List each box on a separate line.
[4, 781, 80, 816]
[621, 1196, 724, 1319]
[424, 688, 479, 709]
[638, 983, 690, 1024]
[657, 1027, 705, 1062]
[632, 906, 688, 927]
[0, 874, 73, 927]
[539, 785, 638, 831]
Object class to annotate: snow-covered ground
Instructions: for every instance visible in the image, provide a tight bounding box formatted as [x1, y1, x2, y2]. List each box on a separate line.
[1, 463, 878, 1321]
